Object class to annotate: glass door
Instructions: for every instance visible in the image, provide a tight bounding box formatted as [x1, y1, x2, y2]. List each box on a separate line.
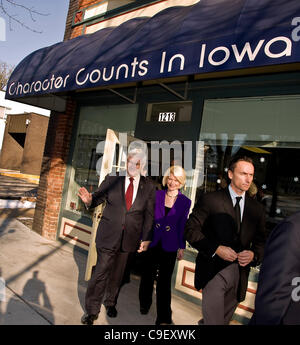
[85, 128, 143, 280]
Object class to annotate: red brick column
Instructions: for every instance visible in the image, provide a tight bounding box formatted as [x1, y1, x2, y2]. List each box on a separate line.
[64, 0, 79, 41]
[32, 99, 77, 240]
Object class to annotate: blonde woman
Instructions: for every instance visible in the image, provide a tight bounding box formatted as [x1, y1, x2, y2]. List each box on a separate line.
[139, 165, 191, 325]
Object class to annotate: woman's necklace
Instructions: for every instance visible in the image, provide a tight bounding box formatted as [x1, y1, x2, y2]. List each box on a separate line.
[166, 191, 178, 198]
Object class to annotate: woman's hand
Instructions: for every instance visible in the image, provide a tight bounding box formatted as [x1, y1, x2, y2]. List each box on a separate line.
[137, 241, 151, 253]
[177, 249, 184, 260]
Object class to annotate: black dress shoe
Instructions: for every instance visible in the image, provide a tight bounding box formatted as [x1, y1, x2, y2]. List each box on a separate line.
[140, 307, 149, 315]
[81, 313, 98, 325]
[106, 306, 118, 318]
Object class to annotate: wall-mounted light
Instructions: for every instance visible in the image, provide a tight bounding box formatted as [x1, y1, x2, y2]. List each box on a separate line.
[260, 157, 265, 163]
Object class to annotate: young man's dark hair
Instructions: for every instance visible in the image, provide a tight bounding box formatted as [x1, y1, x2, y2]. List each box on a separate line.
[228, 156, 254, 173]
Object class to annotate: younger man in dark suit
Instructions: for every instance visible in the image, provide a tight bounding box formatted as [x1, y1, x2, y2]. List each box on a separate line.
[79, 149, 156, 325]
[185, 156, 266, 325]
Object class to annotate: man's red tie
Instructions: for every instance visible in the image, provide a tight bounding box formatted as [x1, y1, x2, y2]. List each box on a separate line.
[125, 177, 134, 210]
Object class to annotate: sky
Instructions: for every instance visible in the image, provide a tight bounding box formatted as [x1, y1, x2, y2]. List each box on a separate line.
[0, 0, 70, 67]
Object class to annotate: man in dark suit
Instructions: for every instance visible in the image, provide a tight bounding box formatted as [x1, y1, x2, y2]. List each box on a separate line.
[250, 212, 300, 325]
[79, 149, 156, 325]
[185, 156, 266, 325]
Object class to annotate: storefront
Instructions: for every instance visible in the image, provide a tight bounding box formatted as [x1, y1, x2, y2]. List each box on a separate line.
[5, 0, 300, 324]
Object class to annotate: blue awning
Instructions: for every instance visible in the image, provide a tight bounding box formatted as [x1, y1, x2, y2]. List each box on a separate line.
[6, 0, 300, 106]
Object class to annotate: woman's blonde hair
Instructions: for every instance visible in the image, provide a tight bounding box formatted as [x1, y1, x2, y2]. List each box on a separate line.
[162, 165, 186, 188]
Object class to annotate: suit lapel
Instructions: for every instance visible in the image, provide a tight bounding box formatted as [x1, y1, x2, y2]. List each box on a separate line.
[166, 192, 182, 217]
[130, 176, 145, 211]
[241, 194, 252, 234]
[222, 188, 235, 219]
[160, 190, 166, 217]
[120, 176, 127, 211]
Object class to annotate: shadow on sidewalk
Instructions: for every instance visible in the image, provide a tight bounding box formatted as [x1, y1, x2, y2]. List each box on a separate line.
[3, 271, 54, 325]
[0, 215, 161, 325]
[0, 216, 88, 324]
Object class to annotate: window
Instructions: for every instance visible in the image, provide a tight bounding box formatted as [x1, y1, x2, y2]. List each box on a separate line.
[64, 103, 138, 218]
[84, 1, 136, 21]
[199, 95, 300, 235]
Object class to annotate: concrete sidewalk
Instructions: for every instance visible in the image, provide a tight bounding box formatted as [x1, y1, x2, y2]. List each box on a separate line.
[0, 218, 202, 325]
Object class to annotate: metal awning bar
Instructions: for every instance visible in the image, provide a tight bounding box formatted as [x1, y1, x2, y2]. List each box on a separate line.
[158, 81, 188, 101]
[108, 87, 137, 104]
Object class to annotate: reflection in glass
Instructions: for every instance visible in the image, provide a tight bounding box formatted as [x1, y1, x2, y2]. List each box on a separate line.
[65, 104, 138, 218]
[198, 95, 300, 238]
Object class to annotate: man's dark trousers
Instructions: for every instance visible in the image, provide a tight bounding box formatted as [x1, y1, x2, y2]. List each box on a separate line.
[85, 246, 129, 315]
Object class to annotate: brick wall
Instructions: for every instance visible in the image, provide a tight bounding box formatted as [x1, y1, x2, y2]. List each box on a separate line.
[66, 1, 136, 38]
[68, 0, 103, 38]
[79, 0, 101, 7]
[64, 0, 79, 41]
[32, 99, 76, 240]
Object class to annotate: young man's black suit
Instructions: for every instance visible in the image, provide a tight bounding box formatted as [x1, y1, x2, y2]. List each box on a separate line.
[185, 187, 266, 321]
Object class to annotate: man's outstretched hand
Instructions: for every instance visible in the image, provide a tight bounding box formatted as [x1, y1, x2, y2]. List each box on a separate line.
[78, 187, 92, 207]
